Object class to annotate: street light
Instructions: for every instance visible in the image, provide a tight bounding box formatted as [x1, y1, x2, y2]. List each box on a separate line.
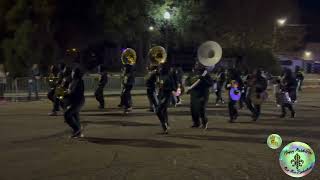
[164, 11, 171, 20]
[277, 18, 287, 26]
[148, 26, 154, 31]
[305, 51, 312, 57]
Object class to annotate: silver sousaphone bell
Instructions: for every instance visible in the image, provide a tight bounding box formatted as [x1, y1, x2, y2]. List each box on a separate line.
[197, 41, 223, 68]
[187, 41, 223, 92]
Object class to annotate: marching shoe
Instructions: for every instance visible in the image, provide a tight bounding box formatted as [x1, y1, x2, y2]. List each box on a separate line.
[48, 111, 58, 116]
[70, 130, 83, 139]
[191, 124, 201, 128]
[280, 114, 286, 118]
[202, 123, 208, 130]
[291, 111, 296, 118]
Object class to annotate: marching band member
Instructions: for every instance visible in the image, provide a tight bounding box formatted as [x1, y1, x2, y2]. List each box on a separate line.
[47, 65, 60, 116]
[63, 67, 85, 138]
[295, 67, 304, 92]
[245, 69, 268, 121]
[226, 69, 243, 123]
[239, 70, 249, 109]
[59, 66, 73, 110]
[120, 64, 135, 114]
[156, 63, 177, 134]
[145, 65, 159, 112]
[95, 65, 108, 109]
[215, 67, 226, 105]
[185, 63, 213, 129]
[280, 69, 296, 118]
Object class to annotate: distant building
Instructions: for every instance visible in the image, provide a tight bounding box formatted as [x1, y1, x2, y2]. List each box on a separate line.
[276, 42, 320, 73]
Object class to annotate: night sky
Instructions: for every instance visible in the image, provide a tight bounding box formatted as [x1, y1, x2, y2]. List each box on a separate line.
[299, 0, 320, 42]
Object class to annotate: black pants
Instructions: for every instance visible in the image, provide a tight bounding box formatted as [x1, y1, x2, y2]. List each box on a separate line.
[245, 98, 261, 118]
[156, 94, 171, 131]
[215, 86, 224, 104]
[47, 88, 60, 112]
[239, 91, 246, 108]
[121, 85, 133, 109]
[281, 103, 294, 115]
[228, 100, 238, 120]
[289, 89, 297, 102]
[298, 79, 303, 91]
[64, 100, 84, 133]
[191, 94, 208, 126]
[147, 88, 158, 111]
[95, 87, 105, 108]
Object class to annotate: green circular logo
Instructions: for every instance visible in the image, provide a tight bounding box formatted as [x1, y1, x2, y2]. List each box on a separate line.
[267, 134, 282, 149]
[279, 142, 316, 178]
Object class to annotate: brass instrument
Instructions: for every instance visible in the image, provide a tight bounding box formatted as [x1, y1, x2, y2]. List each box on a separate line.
[186, 41, 223, 92]
[54, 86, 68, 100]
[121, 48, 137, 65]
[47, 74, 59, 88]
[148, 46, 167, 65]
[197, 41, 223, 67]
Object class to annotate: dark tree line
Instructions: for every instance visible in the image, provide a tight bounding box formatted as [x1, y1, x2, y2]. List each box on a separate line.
[0, 0, 304, 76]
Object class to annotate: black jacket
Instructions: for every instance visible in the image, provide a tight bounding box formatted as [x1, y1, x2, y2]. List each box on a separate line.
[98, 72, 108, 88]
[145, 70, 158, 89]
[158, 74, 177, 97]
[66, 79, 85, 105]
[186, 73, 213, 97]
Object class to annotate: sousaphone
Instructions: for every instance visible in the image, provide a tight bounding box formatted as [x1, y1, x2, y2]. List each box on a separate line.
[148, 46, 167, 66]
[187, 41, 223, 91]
[121, 48, 137, 65]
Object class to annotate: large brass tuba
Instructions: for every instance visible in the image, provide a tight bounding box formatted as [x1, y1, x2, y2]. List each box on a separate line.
[121, 48, 137, 65]
[197, 41, 222, 67]
[148, 46, 167, 65]
[186, 41, 223, 92]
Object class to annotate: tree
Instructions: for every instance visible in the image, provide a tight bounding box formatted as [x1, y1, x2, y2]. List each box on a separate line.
[1, 0, 59, 76]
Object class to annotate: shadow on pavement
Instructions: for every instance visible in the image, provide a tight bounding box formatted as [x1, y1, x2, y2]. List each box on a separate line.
[81, 137, 200, 149]
[207, 127, 320, 140]
[167, 134, 265, 144]
[82, 120, 158, 127]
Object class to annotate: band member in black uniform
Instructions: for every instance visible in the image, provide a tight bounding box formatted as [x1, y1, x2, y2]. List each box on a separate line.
[215, 67, 226, 105]
[226, 69, 243, 123]
[95, 65, 108, 109]
[145, 65, 159, 112]
[280, 69, 296, 118]
[169, 67, 178, 106]
[185, 63, 213, 129]
[245, 69, 268, 121]
[175, 67, 184, 105]
[59, 66, 73, 110]
[63, 67, 85, 138]
[295, 67, 304, 92]
[156, 63, 177, 134]
[47, 65, 60, 116]
[120, 64, 135, 114]
[239, 70, 249, 109]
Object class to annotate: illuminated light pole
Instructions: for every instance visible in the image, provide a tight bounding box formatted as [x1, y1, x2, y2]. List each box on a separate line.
[163, 11, 171, 54]
[273, 18, 287, 52]
[148, 26, 154, 31]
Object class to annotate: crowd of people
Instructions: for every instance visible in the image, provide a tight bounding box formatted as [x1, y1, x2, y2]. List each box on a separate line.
[44, 61, 305, 137]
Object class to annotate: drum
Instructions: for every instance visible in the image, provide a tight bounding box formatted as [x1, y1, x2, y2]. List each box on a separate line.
[230, 87, 241, 101]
